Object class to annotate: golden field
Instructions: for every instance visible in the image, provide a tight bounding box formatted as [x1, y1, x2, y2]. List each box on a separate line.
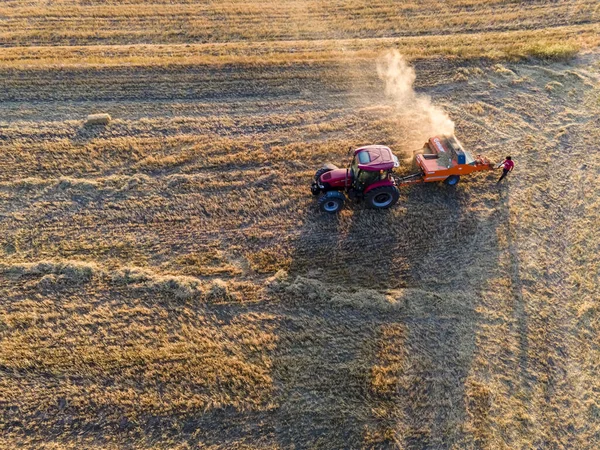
[0, 1, 599, 448]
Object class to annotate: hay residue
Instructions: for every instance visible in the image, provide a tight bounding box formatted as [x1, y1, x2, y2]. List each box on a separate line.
[0, 260, 214, 301]
[268, 274, 475, 317]
[112, 266, 203, 300]
[3, 260, 99, 283]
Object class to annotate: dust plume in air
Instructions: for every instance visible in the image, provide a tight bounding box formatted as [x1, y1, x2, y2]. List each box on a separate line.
[377, 51, 455, 147]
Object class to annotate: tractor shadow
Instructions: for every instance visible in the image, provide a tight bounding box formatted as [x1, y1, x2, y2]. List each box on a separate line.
[287, 205, 402, 289]
[287, 182, 476, 290]
[384, 182, 484, 448]
[272, 179, 508, 448]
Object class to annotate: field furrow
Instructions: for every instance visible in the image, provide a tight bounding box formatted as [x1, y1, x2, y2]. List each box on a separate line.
[1, 1, 600, 448]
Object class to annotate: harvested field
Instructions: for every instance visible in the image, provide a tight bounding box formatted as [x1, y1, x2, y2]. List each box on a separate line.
[1, 1, 600, 449]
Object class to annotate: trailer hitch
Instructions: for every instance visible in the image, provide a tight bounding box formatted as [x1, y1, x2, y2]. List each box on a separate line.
[393, 172, 424, 186]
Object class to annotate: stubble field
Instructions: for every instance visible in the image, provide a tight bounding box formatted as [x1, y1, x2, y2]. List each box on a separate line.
[1, 1, 600, 449]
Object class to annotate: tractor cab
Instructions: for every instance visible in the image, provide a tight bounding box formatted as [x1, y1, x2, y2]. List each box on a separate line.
[348, 145, 400, 194]
[311, 145, 401, 213]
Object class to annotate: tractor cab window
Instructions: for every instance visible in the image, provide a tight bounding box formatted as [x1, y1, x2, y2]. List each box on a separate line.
[351, 151, 370, 178]
[357, 151, 371, 164]
[357, 169, 380, 187]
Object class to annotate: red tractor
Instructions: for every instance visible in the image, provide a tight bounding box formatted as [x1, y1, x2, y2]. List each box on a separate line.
[310, 145, 401, 213]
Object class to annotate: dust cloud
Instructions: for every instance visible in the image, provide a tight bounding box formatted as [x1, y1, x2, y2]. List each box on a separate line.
[377, 50, 455, 148]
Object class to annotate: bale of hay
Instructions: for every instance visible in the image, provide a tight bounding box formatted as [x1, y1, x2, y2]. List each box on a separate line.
[85, 113, 111, 126]
[437, 151, 452, 168]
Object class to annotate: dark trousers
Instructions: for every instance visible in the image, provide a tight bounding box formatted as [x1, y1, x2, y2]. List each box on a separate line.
[497, 168, 510, 183]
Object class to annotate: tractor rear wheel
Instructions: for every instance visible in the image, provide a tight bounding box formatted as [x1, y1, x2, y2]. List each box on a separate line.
[444, 175, 460, 186]
[318, 191, 345, 213]
[365, 186, 400, 209]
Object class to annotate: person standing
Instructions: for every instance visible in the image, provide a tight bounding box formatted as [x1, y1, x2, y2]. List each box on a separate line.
[497, 156, 514, 184]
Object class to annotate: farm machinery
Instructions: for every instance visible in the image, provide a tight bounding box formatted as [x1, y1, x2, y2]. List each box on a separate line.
[311, 135, 495, 213]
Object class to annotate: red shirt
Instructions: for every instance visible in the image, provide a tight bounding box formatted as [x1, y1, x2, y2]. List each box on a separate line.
[502, 160, 514, 171]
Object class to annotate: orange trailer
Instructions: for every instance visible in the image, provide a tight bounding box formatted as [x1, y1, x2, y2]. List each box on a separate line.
[396, 135, 495, 186]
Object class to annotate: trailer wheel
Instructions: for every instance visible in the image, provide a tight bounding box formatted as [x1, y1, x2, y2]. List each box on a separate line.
[365, 186, 400, 209]
[318, 191, 345, 213]
[444, 175, 460, 186]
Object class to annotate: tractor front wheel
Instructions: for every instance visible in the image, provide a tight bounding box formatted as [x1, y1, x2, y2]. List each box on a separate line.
[365, 186, 400, 209]
[314, 167, 333, 180]
[312, 167, 335, 196]
[318, 191, 345, 213]
[444, 175, 460, 186]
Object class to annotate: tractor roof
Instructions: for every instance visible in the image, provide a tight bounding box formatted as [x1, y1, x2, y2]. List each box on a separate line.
[354, 145, 399, 171]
